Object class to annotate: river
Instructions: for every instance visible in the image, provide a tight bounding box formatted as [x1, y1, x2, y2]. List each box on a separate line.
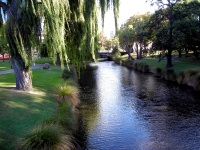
[77, 61, 200, 150]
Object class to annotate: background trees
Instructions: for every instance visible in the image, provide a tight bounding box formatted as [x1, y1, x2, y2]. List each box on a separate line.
[118, 14, 151, 59]
[118, 0, 200, 64]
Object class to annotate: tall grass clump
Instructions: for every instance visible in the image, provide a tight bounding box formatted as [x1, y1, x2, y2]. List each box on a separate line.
[19, 124, 74, 150]
[55, 81, 79, 107]
[54, 102, 76, 131]
[162, 69, 176, 81]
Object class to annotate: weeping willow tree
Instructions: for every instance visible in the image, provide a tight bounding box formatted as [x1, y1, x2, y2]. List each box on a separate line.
[0, 0, 119, 91]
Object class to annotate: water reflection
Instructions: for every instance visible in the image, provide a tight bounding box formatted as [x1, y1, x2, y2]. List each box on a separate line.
[78, 61, 200, 150]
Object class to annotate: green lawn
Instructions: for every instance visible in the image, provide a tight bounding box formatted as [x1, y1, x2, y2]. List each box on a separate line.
[0, 66, 63, 149]
[135, 58, 200, 74]
[0, 61, 11, 71]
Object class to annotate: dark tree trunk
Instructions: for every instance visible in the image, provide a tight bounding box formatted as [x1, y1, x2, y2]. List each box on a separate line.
[2, 53, 4, 62]
[194, 50, 199, 59]
[166, 5, 173, 68]
[12, 57, 32, 91]
[125, 45, 134, 60]
[56, 52, 61, 66]
[166, 50, 173, 68]
[185, 48, 189, 56]
[178, 49, 182, 58]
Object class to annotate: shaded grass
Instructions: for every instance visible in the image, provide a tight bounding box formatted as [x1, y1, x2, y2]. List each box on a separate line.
[34, 58, 54, 65]
[0, 61, 11, 71]
[0, 67, 63, 149]
[134, 58, 200, 74]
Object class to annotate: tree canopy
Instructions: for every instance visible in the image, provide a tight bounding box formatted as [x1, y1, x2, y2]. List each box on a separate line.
[0, 0, 120, 90]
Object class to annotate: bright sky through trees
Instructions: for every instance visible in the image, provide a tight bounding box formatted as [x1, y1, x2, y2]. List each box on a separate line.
[100, 0, 158, 37]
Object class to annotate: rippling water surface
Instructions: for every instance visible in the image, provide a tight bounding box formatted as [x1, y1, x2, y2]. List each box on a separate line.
[77, 61, 200, 150]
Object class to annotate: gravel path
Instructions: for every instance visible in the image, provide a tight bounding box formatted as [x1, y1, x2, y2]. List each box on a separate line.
[0, 64, 43, 75]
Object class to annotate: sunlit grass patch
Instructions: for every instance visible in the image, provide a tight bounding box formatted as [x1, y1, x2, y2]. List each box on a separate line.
[19, 123, 74, 150]
[34, 57, 54, 65]
[0, 61, 11, 71]
[0, 67, 63, 149]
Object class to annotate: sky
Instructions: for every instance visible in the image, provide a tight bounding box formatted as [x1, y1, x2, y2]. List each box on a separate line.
[100, 0, 158, 37]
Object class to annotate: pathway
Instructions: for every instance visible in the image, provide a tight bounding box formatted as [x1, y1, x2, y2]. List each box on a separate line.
[0, 64, 43, 75]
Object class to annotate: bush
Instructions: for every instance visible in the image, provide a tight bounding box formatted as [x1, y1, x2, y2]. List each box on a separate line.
[133, 62, 149, 73]
[155, 67, 162, 77]
[162, 69, 176, 81]
[19, 124, 74, 150]
[123, 59, 134, 67]
[114, 57, 122, 65]
[61, 67, 74, 80]
[111, 46, 121, 60]
[55, 81, 79, 107]
[54, 102, 76, 131]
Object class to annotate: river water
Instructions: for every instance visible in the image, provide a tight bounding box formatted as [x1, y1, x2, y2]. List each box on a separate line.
[77, 61, 200, 150]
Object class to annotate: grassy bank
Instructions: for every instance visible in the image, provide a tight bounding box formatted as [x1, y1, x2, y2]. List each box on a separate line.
[0, 66, 77, 149]
[115, 54, 200, 90]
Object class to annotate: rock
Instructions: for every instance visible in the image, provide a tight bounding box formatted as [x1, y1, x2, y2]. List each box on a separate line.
[43, 63, 50, 69]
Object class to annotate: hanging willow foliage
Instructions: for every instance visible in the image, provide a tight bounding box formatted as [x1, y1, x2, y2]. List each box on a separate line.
[42, 0, 119, 72]
[6, 0, 40, 69]
[3, 0, 119, 72]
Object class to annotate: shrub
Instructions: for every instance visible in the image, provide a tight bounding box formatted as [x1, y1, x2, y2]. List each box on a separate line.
[61, 67, 74, 80]
[123, 59, 134, 67]
[114, 57, 122, 65]
[162, 69, 176, 81]
[111, 46, 121, 60]
[19, 124, 74, 150]
[54, 102, 76, 131]
[142, 63, 149, 73]
[133, 62, 138, 70]
[55, 82, 79, 107]
[155, 67, 162, 77]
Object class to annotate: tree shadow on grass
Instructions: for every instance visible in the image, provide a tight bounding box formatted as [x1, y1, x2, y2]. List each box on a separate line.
[0, 88, 56, 149]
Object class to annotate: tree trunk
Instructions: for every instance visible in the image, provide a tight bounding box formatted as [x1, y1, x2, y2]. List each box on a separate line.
[166, 50, 173, 68]
[2, 53, 4, 62]
[56, 52, 61, 66]
[125, 45, 134, 60]
[166, 4, 173, 68]
[135, 42, 139, 59]
[178, 49, 182, 58]
[139, 43, 143, 59]
[12, 57, 32, 91]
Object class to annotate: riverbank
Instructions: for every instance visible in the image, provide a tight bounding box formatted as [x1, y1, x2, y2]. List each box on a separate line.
[114, 55, 200, 91]
[0, 64, 80, 149]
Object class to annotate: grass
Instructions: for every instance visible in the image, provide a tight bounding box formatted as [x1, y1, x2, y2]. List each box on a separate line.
[0, 61, 11, 71]
[34, 57, 54, 65]
[0, 66, 64, 149]
[133, 57, 200, 74]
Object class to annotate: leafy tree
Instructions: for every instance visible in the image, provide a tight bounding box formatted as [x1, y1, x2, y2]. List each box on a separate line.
[118, 24, 135, 59]
[118, 14, 151, 59]
[147, 0, 184, 67]
[0, 0, 119, 91]
[172, 1, 200, 58]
